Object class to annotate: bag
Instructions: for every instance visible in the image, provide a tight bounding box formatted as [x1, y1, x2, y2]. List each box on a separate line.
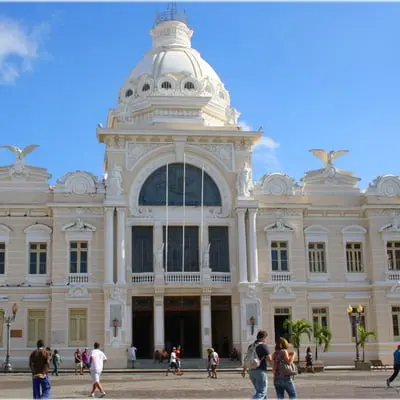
[280, 360, 297, 377]
[243, 343, 261, 370]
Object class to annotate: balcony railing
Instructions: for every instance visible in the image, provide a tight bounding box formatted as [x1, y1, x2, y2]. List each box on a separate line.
[211, 272, 232, 284]
[131, 273, 155, 284]
[68, 273, 90, 284]
[165, 272, 201, 284]
[271, 271, 292, 282]
[386, 270, 400, 281]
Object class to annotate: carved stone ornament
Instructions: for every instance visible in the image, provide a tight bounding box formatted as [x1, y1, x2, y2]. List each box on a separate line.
[111, 337, 121, 348]
[106, 163, 124, 196]
[380, 217, 400, 233]
[246, 284, 257, 299]
[236, 162, 254, 198]
[66, 287, 90, 298]
[264, 211, 295, 232]
[126, 142, 164, 171]
[187, 143, 233, 172]
[257, 173, 298, 196]
[259, 209, 302, 217]
[55, 171, 103, 195]
[110, 286, 122, 301]
[202, 243, 211, 269]
[154, 243, 165, 271]
[366, 175, 400, 197]
[62, 218, 96, 232]
[271, 285, 295, 299]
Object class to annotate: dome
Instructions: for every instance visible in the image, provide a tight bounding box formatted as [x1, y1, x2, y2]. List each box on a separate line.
[111, 15, 240, 128]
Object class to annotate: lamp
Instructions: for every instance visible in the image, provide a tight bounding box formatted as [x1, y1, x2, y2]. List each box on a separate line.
[249, 316, 256, 335]
[3, 303, 18, 372]
[346, 304, 363, 363]
[113, 318, 120, 337]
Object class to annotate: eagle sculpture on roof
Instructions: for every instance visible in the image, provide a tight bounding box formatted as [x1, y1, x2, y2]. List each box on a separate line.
[309, 149, 349, 168]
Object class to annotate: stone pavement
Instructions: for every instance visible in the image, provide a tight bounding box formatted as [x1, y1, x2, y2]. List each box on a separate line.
[0, 370, 399, 398]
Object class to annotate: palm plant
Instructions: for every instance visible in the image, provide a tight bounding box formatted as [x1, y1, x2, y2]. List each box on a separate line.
[283, 318, 313, 364]
[358, 326, 376, 362]
[313, 323, 332, 361]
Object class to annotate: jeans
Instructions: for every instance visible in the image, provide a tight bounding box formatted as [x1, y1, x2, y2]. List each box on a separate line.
[274, 378, 296, 399]
[32, 375, 51, 399]
[388, 364, 400, 382]
[248, 368, 268, 399]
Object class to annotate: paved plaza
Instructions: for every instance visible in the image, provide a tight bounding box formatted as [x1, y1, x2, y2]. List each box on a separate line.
[0, 370, 399, 398]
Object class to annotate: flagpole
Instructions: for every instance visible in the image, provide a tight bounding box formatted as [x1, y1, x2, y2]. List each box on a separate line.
[200, 166, 204, 269]
[165, 163, 169, 273]
[182, 154, 186, 273]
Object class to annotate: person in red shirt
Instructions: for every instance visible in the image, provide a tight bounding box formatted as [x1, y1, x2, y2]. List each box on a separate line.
[175, 345, 183, 376]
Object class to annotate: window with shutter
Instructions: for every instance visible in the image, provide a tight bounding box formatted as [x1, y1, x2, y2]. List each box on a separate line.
[69, 309, 88, 346]
[27, 310, 46, 347]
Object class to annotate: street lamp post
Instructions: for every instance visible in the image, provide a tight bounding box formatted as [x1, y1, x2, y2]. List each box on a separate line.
[3, 303, 18, 372]
[113, 318, 120, 337]
[347, 304, 363, 363]
[248, 316, 256, 336]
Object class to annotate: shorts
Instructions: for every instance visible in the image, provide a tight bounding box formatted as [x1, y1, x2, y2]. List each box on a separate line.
[211, 364, 217, 371]
[91, 370, 102, 384]
[76, 362, 83, 368]
[169, 362, 177, 370]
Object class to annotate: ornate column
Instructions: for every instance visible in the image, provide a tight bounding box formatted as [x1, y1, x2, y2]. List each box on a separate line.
[201, 289, 212, 358]
[117, 207, 126, 284]
[104, 207, 114, 284]
[154, 288, 165, 351]
[248, 209, 259, 283]
[236, 208, 248, 282]
[153, 222, 164, 284]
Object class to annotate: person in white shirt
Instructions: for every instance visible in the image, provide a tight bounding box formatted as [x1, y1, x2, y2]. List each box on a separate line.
[209, 348, 219, 379]
[89, 342, 107, 398]
[165, 347, 178, 376]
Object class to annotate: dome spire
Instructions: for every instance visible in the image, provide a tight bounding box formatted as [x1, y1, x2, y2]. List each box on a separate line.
[155, 2, 187, 26]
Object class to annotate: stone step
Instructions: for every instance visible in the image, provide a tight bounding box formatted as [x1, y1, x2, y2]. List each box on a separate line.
[134, 358, 241, 369]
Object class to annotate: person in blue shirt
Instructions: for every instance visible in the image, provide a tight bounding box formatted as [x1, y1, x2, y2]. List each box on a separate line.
[242, 330, 272, 399]
[387, 345, 400, 387]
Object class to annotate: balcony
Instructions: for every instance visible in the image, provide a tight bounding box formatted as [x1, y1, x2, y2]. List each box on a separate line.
[165, 271, 201, 284]
[270, 271, 292, 282]
[386, 270, 400, 281]
[68, 273, 90, 285]
[131, 272, 154, 284]
[211, 272, 232, 284]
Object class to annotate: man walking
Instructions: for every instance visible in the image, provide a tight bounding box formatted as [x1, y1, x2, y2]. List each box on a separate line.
[241, 330, 272, 399]
[29, 339, 51, 399]
[387, 344, 400, 387]
[89, 342, 107, 398]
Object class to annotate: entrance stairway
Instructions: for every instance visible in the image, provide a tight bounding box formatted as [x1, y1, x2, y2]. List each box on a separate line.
[133, 358, 241, 370]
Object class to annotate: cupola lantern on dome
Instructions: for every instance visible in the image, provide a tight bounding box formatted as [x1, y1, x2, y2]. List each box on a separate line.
[109, 3, 242, 128]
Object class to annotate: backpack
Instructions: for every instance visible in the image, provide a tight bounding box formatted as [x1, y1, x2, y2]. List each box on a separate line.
[243, 342, 261, 370]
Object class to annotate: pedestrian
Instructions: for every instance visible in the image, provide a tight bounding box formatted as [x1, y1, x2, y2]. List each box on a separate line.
[29, 339, 51, 399]
[209, 347, 219, 379]
[52, 349, 61, 376]
[272, 338, 297, 399]
[82, 348, 90, 372]
[128, 344, 137, 368]
[176, 345, 183, 375]
[166, 347, 178, 376]
[387, 344, 400, 387]
[305, 347, 314, 373]
[89, 342, 107, 398]
[241, 330, 272, 399]
[207, 348, 212, 378]
[74, 348, 83, 375]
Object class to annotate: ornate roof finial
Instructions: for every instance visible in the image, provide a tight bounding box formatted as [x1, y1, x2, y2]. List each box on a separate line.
[155, 2, 187, 26]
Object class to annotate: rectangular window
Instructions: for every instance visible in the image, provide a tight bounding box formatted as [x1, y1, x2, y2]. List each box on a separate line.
[271, 241, 289, 272]
[346, 242, 363, 273]
[392, 306, 400, 338]
[0, 309, 4, 346]
[349, 306, 366, 339]
[312, 307, 329, 328]
[29, 243, 47, 275]
[132, 226, 154, 273]
[69, 309, 88, 346]
[308, 242, 326, 273]
[0, 243, 5, 275]
[208, 226, 230, 273]
[69, 242, 88, 273]
[163, 226, 199, 272]
[387, 242, 400, 271]
[27, 309, 46, 347]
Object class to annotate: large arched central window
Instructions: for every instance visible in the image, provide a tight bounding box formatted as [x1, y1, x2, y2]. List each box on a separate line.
[139, 163, 222, 206]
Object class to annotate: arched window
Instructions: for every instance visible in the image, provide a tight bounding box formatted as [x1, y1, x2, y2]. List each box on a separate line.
[161, 81, 172, 89]
[139, 163, 222, 206]
[184, 81, 195, 90]
[142, 83, 150, 92]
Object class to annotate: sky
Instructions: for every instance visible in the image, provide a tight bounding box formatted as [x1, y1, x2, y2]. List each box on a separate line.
[0, 2, 400, 187]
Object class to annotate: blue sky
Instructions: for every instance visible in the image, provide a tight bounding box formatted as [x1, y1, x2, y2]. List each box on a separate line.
[0, 2, 400, 187]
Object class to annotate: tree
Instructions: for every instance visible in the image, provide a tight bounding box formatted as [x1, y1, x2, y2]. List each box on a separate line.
[358, 326, 376, 362]
[313, 323, 332, 361]
[283, 318, 313, 364]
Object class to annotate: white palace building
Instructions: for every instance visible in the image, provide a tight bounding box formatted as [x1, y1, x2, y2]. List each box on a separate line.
[1, 9, 400, 368]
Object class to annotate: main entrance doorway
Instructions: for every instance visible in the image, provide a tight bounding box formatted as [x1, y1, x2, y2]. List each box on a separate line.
[164, 296, 201, 358]
[274, 307, 291, 344]
[132, 297, 154, 359]
[211, 296, 232, 357]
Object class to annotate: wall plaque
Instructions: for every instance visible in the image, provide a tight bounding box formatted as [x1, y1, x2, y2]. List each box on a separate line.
[10, 329, 22, 338]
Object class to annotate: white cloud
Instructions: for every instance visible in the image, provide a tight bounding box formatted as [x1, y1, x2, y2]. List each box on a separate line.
[252, 135, 281, 179]
[238, 120, 252, 131]
[0, 16, 50, 85]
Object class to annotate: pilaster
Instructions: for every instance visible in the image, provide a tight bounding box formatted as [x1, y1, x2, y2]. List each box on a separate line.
[154, 287, 165, 350]
[236, 208, 248, 282]
[104, 207, 115, 284]
[201, 288, 212, 358]
[248, 208, 259, 283]
[117, 207, 126, 284]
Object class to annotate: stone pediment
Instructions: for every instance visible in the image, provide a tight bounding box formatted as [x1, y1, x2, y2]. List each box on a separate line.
[380, 217, 400, 233]
[256, 173, 299, 196]
[55, 171, 105, 195]
[264, 220, 294, 233]
[301, 167, 360, 187]
[0, 164, 51, 191]
[62, 218, 96, 232]
[366, 175, 400, 197]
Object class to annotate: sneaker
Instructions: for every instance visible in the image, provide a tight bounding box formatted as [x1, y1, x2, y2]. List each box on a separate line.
[386, 379, 390, 387]
[100, 392, 106, 398]
[88, 394, 94, 398]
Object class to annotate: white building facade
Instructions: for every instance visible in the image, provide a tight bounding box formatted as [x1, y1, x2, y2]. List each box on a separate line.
[1, 13, 400, 367]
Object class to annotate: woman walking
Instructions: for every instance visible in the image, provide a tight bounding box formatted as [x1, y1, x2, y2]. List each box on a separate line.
[52, 349, 61, 376]
[305, 347, 314, 373]
[272, 338, 297, 399]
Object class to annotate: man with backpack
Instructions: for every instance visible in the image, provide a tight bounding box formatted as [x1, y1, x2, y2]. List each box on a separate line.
[241, 330, 272, 399]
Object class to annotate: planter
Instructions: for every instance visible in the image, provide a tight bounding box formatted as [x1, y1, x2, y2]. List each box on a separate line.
[354, 361, 371, 371]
